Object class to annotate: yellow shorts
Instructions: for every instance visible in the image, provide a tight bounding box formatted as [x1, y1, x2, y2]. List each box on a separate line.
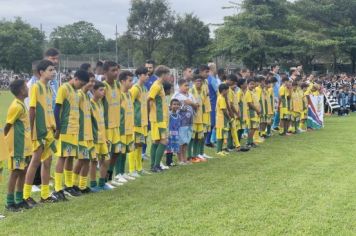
[32, 131, 56, 161]
[151, 122, 167, 141]
[192, 123, 204, 139]
[134, 126, 148, 144]
[280, 108, 291, 120]
[119, 134, 134, 154]
[56, 134, 78, 157]
[93, 143, 109, 161]
[8, 156, 31, 171]
[106, 128, 121, 154]
[78, 140, 95, 160]
[291, 112, 301, 122]
[247, 119, 260, 129]
[301, 111, 307, 120]
[216, 128, 229, 140]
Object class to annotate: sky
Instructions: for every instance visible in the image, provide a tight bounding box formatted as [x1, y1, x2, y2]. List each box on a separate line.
[0, 0, 237, 38]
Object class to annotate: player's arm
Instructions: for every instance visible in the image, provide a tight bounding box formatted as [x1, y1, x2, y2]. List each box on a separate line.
[4, 103, 22, 136]
[54, 86, 65, 138]
[4, 123, 12, 136]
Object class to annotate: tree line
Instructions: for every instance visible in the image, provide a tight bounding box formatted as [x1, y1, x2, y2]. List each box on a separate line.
[0, 0, 355, 73]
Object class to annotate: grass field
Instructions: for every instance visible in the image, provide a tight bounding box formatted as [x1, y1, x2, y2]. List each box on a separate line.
[0, 91, 356, 235]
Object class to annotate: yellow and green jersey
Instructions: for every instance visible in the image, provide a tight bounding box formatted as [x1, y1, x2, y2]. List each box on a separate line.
[237, 89, 248, 122]
[29, 81, 55, 140]
[291, 88, 304, 112]
[148, 80, 168, 123]
[120, 92, 134, 136]
[102, 81, 120, 129]
[202, 80, 211, 113]
[245, 89, 260, 120]
[78, 90, 93, 141]
[279, 85, 291, 110]
[266, 87, 274, 115]
[130, 84, 148, 128]
[90, 99, 106, 144]
[216, 94, 229, 129]
[190, 86, 203, 124]
[56, 83, 80, 135]
[5, 98, 32, 158]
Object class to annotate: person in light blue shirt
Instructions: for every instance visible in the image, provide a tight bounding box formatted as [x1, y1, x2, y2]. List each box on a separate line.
[271, 64, 281, 130]
[44, 48, 61, 106]
[144, 60, 157, 90]
[206, 63, 219, 146]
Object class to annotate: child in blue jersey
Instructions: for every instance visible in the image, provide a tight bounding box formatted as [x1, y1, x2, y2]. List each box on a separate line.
[166, 99, 181, 166]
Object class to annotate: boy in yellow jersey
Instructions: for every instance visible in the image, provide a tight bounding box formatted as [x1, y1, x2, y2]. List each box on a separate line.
[189, 75, 205, 160]
[236, 78, 248, 143]
[72, 75, 95, 193]
[24, 60, 57, 206]
[199, 65, 212, 158]
[265, 79, 276, 137]
[245, 78, 261, 148]
[89, 81, 112, 191]
[259, 78, 269, 138]
[148, 66, 170, 172]
[291, 81, 304, 134]
[254, 76, 265, 143]
[4, 80, 32, 211]
[53, 70, 89, 199]
[216, 83, 231, 156]
[129, 67, 150, 176]
[226, 74, 241, 151]
[300, 83, 309, 131]
[278, 75, 292, 136]
[114, 71, 135, 182]
[101, 61, 122, 185]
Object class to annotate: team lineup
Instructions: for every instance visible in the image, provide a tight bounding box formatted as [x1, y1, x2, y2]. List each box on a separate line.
[1, 48, 322, 213]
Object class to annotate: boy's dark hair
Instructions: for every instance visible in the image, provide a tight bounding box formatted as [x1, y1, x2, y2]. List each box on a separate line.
[145, 59, 155, 65]
[163, 81, 172, 95]
[227, 74, 238, 83]
[119, 71, 134, 81]
[295, 76, 302, 82]
[155, 65, 170, 77]
[80, 63, 91, 72]
[281, 74, 289, 83]
[44, 48, 60, 57]
[292, 81, 298, 87]
[178, 79, 188, 86]
[217, 68, 225, 77]
[37, 59, 54, 74]
[74, 70, 90, 83]
[301, 83, 309, 89]
[255, 75, 265, 83]
[96, 61, 104, 68]
[10, 79, 26, 96]
[247, 78, 255, 84]
[88, 72, 95, 78]
[199, 65, 209, 73]
[135, 66, 148, 76]
[170, 98, 180, 106]
[193, 74, 203, 81]
[237, 78, 247, 88]
[103, 61, 118, 72]
[270, 77, 278, 83]
[93, 80, 105, 90]
[218, 83, 229, 93]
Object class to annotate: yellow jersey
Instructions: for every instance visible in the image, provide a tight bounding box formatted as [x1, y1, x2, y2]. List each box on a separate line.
[148, 80, 168, 123]
[245, 89, 260, 120]
[90, 99, 106, 144]
[78, 90, 93, 141]
[130, 84, 148, 128]
[190, 86, 203, 124]
[216, 94, 229, 129]
[120, 92, 134, 136]
[102, 81, 121, 129]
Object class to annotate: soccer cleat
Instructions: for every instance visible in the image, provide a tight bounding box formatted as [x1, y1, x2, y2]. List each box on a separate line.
[24, 197, 38, 208]
[5, 203, 20, 212]
[202, 154, 213, 159]
[90, 186, 101, 193]
[16, 201, 33, 210]
[191, 157, 202, 163]
[222, 151, 230, 155]
[0, 214, 5, 220]
[31, 185, 41, 193]
[80, 187, 92, 194]
[51, 190, 68, 201]
[100, 184, 113, 191]
[160, 162, 170, 170]
[129, 172, 141, 178]
[151, 166, 163, 173]
[123, 173, 136, 180]
[115, 174, 129, 183]
[107, 181, 120, 188]
[64, 187, 82, 197]
[40, 196, 58, 203]
[72, 185, 82, 193]
[197, 156, 208, 162]
[216, 152, 226, 157]
[205, 143, 215, 148]
[239, 146, 250, 152]
[139, 169, 152, 175]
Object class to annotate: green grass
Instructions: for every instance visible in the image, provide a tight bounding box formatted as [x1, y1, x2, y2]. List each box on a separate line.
[1, 91, 356, 235]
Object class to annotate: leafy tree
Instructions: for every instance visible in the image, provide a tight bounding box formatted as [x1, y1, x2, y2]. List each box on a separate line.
[173, 14, 210, 65]
[0, 18, 44, 72]
[49, 21, 105, 55]
[127, 0, 175, 59]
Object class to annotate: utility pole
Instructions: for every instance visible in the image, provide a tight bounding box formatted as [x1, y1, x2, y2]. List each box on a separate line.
[115, 24, 119, 63]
